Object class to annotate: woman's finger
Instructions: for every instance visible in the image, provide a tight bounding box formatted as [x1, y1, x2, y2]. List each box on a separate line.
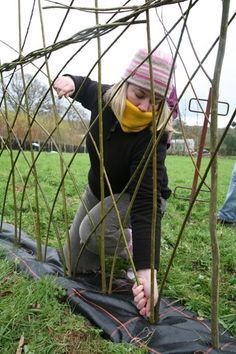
[134, 291, 145, 304]
[132, 284, 144, 297]
[139, 307, 147, 316]
[136, 297, 147, 310]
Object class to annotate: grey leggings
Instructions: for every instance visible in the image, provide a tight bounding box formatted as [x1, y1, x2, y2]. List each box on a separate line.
[64, 185, 131, 274]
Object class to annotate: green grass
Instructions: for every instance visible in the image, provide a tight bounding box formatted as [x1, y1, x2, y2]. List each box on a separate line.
[0, 151, 89, 246]
[162, 155, 236, 335]
[0, 252, 146, 353]
[0, 151, 235, 351]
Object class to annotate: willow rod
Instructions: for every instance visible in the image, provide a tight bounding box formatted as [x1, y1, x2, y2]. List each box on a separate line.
[0, 0, 190, 73]
[0, 73, 18, 241]
[37, 0, 72, 274]
[18, 0, 42, 259]
[95, 0, 106, 293]
[209, 0, 231, 348]
[144, 1, 157, 323]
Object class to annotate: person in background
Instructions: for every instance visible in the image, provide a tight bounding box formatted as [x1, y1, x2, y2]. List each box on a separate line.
[218, 162, 236, 225]
[53, 48, 177, 317]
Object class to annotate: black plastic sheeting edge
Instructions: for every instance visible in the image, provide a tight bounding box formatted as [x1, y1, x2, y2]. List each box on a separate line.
[0, 223, 235, 354]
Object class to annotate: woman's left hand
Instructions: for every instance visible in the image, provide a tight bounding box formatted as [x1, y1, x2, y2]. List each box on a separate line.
[132, 268, 158, 317]
[53, 76, 75, 98]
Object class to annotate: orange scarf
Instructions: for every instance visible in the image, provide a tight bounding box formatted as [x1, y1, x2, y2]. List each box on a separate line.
[119, 100, 153, 133]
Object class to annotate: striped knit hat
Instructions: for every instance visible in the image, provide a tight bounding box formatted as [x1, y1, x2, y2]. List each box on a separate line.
[122, 48, 174, 98]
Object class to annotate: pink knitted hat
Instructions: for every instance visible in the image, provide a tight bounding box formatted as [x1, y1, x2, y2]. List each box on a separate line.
[122, 48, 174, 98]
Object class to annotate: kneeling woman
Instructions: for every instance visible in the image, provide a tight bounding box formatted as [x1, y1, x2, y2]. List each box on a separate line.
[54, 48, 175, 317]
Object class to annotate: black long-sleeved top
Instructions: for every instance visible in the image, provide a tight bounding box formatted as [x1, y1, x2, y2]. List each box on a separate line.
[69, 75, 168, 270]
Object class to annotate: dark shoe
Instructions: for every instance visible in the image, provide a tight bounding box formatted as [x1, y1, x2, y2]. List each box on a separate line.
[217, 219, 235, 226]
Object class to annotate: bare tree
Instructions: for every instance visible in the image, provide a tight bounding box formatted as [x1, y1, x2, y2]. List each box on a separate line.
[3, 72, 52, 116]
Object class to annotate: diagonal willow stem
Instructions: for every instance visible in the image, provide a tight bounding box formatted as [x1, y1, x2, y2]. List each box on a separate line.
[18, 0, 42, 260]
[145, 1, 157, 324]
[0, 74, 18, 241]
[154, 0, 195, 321]
[37, 0, 71, 274]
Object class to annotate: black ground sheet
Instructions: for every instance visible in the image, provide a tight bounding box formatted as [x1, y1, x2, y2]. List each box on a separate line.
[0, 223, 235, 354]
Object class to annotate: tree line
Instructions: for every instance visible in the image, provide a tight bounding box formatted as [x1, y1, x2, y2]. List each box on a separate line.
[172, 120, 236, 156]
[1, 72, 235, 155]
[0, 72, 89, 151]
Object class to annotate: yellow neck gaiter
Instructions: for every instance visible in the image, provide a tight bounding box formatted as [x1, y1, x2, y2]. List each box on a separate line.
[119, 99, 153, 133]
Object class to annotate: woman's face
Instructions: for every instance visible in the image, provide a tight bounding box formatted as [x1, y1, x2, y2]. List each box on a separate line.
[127, 84, 162, 112]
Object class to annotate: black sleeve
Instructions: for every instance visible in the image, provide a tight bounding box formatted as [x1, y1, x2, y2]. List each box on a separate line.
[64, 75, 110, 111]
[63, 75, 98, 110]
[129, 132, 168, 270]
[161, 165, 172, 200]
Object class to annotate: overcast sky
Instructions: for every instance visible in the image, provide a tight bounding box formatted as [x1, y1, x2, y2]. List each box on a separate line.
[0, 0, 236, 127]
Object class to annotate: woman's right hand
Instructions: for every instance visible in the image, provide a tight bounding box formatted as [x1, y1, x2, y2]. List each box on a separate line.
[53, 76, 75, 98]
[132, 268, 158, 317]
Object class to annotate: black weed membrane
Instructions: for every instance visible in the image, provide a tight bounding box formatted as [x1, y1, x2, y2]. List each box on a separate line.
[0, 223, 235, 354]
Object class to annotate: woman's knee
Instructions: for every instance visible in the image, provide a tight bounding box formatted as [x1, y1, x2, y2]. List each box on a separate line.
[79, 216, 99, 254]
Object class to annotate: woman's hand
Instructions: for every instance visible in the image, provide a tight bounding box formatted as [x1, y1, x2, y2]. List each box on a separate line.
[132, 268, 158, 317]
[53, 76, 75, 98]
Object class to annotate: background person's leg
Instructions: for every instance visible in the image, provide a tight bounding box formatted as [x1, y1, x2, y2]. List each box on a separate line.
[218, 163, 236, 223]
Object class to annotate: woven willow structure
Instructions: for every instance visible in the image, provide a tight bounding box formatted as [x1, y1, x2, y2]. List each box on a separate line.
[0, 0, 235, 348]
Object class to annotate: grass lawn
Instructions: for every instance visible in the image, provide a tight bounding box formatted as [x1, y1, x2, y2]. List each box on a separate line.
[0, 151, 235, 352]
[161, 156, 236, 336]
[0, 252, 146, 353]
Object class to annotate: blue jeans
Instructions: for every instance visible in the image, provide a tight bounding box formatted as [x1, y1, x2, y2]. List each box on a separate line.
[218, 163, 236, 223]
